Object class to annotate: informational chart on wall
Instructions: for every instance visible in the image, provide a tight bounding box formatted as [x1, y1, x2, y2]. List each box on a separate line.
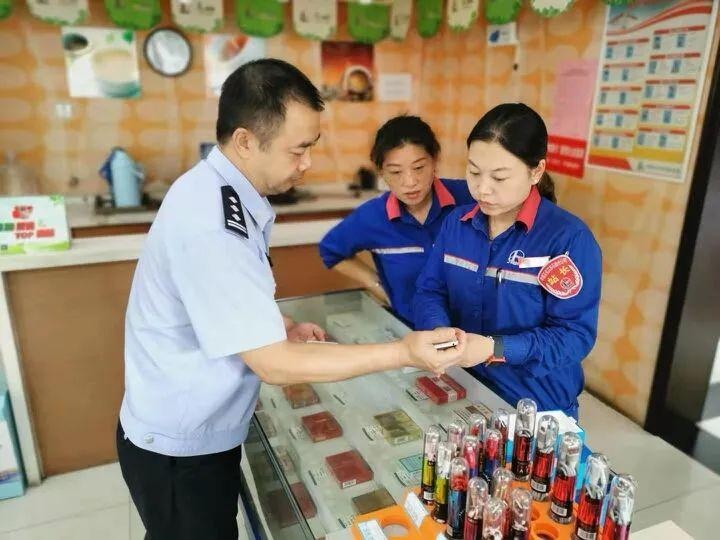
[586, 0, 718, 182]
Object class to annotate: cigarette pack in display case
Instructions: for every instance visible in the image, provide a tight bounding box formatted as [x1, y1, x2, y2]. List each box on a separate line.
[373, 410, 423, 446]
[415, 374, 467, 404]
[301, 411, 343, 442]
[352, 487, 395, 514]
[282, 383, 320, 409]
[325, 450, 373, 489]
[265, 482, 317, 527]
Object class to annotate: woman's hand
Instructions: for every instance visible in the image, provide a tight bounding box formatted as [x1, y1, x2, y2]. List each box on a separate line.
[458, 333, 495, 367]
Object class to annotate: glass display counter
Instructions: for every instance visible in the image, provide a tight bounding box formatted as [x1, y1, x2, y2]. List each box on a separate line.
[240, 290, 510, 540]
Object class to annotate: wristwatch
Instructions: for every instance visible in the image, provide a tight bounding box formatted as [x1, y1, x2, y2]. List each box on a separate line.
[489, 335, 505, 363]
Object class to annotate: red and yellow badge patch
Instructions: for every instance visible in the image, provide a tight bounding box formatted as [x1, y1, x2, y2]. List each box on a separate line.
[538, 254, 583, 299]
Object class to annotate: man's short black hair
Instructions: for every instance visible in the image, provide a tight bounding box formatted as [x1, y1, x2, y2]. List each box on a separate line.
[216, 58, 324, 148]
[370, 115, 441, 169]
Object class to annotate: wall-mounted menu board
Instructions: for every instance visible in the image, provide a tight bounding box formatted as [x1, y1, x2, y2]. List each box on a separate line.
[586, 0, 718, 182]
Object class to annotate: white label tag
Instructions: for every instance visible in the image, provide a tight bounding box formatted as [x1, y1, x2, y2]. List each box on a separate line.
[519, 256, 550, 268]
[551, 502, 568, 517]
[289, 425, 306, 441]
[342, 479, 357, 489]
[363, 425, 384, 441]
[395, 469, 422, 487]
[357, 519, 387, 539]
[531, 479, 548, 493]
[406, 386, 429, 401]
[404, 491, 428, 529]
[308, 466, 329, 486]
[576, 529, 597, 540]
[432, 376, 458, 402]
[339, 512, 359, 528]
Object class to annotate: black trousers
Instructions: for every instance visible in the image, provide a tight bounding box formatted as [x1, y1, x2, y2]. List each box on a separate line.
[117, 422, 243, 540]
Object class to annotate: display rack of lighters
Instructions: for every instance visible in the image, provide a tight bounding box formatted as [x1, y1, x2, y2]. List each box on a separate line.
[412, 398, 638, 540]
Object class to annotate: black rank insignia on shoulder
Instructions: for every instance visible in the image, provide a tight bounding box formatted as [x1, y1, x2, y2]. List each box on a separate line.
[221, 185, 248, 239]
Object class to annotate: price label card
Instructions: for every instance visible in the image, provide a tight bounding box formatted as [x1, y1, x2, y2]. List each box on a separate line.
[404, 491, 428, 529]
[406, 387, 429, 401]
[394, 469, 421, 487]
[357, 519, 386, 539]
[289, 425, 307, 441]
[362, 424, 384, 441]
[333, 392, 349, 407]
[308, 466, 330, 486]
[399, 454, 423, 473]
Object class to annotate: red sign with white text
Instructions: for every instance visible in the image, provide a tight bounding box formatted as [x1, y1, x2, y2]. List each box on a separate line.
[547, 135, 588, 178]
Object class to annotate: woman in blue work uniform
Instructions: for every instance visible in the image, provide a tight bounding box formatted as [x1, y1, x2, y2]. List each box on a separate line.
[319, 115, 474, 326]
[413, 103, 602, 419]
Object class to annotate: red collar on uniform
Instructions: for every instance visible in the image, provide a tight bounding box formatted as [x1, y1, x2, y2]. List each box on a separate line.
[460, 186, 540, 231]
[385, 178, 456, 220]
[517, 186, 541, 231]
[460, 205, 481, 221]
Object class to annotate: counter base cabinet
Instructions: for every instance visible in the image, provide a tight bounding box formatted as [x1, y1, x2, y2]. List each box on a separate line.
[6, 261, 135, 476]
[271, 245, 359, 299]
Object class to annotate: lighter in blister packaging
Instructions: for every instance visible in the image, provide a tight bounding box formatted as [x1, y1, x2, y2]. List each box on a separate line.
[481, 428, 502, 483]
[511, 398, 537, 481]
[531, 415, 559, 501]
[447, 421, 466, 457]
[574, 453, 610, 540]
[432, 441, 454, 524]
[601, 474, 637, 540]
[509, 487, 532, 540]
[446, 457, 469, 539]
[421, 426, 442, 505]
[549, 432, 582, 524]
[490, 408, 510, 466]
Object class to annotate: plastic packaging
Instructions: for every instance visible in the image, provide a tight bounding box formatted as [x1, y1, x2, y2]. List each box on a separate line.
[421, 426, 442, 505]
[481, 428, 502, 483]
[464, 476, 489, 540]
[511, 399, 537, 481]
[446, 457, 470, 539]
[549, 432, 582, 524]
[432, 441, 454, 523]
[600, 474, 637, 540]
[531, 415, 560, 501]
[462, 435, 481, 479]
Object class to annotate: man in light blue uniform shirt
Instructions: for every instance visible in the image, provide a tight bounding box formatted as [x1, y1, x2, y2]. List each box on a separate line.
[117, 59, 465, 540]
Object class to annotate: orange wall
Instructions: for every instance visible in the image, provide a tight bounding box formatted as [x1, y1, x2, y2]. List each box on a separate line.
[0, 0, 718, 424]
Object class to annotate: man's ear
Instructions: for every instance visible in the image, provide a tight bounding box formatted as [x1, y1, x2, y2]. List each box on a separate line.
[231, 127, 256, 159]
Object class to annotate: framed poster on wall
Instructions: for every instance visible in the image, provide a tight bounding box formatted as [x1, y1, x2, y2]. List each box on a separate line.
[585, 0, 718, 182]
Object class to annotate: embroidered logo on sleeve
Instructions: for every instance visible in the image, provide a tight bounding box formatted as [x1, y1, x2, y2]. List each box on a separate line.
[443, 253, 479, 272]
[221, 185, 248, 239]
[538, 254, 583, 299]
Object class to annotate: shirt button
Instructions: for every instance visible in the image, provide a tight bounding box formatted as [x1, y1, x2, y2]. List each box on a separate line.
[144, 434, 154, 444]
[491, 245, 498, 251]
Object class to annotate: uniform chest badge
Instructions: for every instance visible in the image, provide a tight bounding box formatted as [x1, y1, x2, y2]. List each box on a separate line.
[538, 254, 583, 299]
[221, 185, 248, 239]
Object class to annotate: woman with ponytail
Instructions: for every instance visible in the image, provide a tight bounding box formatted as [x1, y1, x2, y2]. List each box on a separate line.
[413, 103, 602, 419]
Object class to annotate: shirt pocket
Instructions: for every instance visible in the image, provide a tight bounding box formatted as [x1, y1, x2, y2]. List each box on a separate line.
[443, 252, 483, 307]
[495, 269, 545, 332]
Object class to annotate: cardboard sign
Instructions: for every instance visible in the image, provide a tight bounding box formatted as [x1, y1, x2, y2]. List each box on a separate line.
[0, 196, 70, 255]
